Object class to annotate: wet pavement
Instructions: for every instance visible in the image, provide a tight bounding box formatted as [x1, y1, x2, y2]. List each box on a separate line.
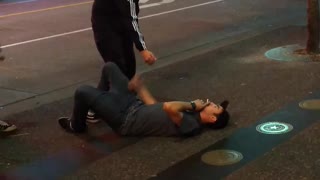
[0, 25, 319, 179]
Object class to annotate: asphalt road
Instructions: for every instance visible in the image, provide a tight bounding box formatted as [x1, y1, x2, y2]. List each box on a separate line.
[0, 0, 316, 179]
[0, 0, 306, 109]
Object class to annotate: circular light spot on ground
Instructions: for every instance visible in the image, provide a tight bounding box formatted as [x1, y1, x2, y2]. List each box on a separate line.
[299, 99, 320, 110]
[201, 150, 243, 166]
[265, 44, 311, 61]
[256, 122, 293, 134]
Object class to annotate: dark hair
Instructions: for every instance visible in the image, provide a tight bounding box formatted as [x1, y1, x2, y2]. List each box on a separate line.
[207, 100, 230, 129]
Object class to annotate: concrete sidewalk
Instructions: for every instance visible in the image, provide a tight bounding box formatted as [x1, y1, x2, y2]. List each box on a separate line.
[1, 25, 320, 179]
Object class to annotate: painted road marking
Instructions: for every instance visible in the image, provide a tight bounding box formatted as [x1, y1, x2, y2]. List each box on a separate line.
[0, 1, 93, 18]
[140, 0, 222, 19]
[142, 0, 175, 8]
[0, 0, 37, 7]
[140, 0, 151, 3]
[9, 133, 30, 137]
[299, 99, 320, 110]
[0, 0, 175, 18]
[2, 28, 92, 49]
[1, 0, 224, 49]
[201, 150, 243, 166]
[256, 122, 293, 134]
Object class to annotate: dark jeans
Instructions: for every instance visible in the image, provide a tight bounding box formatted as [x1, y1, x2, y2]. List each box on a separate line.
[70, 62, 136, 132]
[92, 20, 136, 80]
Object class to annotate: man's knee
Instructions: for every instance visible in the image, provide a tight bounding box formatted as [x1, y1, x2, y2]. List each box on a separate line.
[102, 62, 120, 74]
[104, 62, 117, 69]
[75, 85, 95, 98]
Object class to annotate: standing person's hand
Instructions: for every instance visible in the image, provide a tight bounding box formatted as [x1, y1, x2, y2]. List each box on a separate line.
[140, 50, 157, 65]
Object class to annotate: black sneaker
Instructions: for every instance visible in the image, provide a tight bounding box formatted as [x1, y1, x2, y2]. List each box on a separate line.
[58, 117, 74, 132]
[86, 110, 101, 123]
[0, 120, 17, 133]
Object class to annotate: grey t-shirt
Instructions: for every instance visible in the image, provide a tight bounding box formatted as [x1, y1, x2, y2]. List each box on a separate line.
[119, 103, 202, 137]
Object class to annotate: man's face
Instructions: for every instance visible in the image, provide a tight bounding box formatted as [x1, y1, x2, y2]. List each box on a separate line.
[203, 101, 224, 119]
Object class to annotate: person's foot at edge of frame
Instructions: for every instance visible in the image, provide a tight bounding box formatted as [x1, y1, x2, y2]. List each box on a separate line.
[0, 120, 17, 133]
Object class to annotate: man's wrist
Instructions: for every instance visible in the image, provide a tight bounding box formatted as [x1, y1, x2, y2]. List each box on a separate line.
[190, 101, 196, 111]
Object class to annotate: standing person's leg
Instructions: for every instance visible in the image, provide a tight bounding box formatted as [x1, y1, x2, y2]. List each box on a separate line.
[122, 37, 136, 80]
[92, 25, 130, 79]
[89, 25, 128, 122]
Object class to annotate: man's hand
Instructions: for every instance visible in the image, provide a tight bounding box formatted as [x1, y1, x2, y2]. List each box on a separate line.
[128, 75, 157, 105]
[191, 99, 210, 111]
[140, 50, 156, 65]
[128, 75, 143, 92]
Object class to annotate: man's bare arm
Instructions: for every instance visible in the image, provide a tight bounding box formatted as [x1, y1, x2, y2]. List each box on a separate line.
[163, 100, 210, 125]
[163, 101, 193, 125]
[128, 75, 157, 105]
[136, 85, 157, 105]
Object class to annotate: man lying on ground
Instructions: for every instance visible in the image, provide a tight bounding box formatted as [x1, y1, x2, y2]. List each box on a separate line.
[58, 62, 230, 137]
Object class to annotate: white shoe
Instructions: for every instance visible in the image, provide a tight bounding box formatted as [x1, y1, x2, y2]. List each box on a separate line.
[0, 120, 17, 132]
[86, 110, 101, 123]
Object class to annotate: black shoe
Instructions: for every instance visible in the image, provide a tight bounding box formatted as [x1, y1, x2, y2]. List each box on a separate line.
[58, 117, 74, 132]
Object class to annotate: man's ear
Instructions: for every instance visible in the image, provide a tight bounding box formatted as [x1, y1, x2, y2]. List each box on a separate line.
[210, 115, 217, 123]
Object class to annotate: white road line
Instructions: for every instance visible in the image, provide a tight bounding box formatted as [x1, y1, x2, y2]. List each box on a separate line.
[141, 0, 175, 8]
[140, 0, 223, 19]
[2, 28, 92, 48]
[1, 0, 224, 49]
[9, 133, 30, 137]
[0, 0, 37, 7]
[139, 0, 150, 3]
[0, 0, 172, 18]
